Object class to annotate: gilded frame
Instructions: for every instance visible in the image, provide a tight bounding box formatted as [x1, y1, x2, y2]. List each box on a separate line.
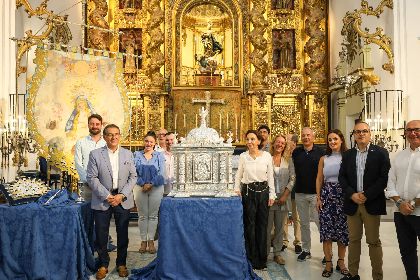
[26, 47, 130, 176]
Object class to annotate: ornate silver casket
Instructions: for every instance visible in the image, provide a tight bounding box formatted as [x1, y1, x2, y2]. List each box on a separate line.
[168, 109, 236, 197]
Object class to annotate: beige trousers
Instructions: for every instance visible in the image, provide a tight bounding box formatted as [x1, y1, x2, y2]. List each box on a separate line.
[347, 204, 383, 280]
[282, 198, 302, 246]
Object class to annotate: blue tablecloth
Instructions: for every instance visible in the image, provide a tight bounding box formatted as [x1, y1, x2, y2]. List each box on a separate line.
[130, 197, 261, 280]
[0, 202, 95, 280]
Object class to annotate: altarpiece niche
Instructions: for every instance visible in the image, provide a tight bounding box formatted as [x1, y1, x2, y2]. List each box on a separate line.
[272, 29, 296, 70]
[119, 0, 142, 9]
[119, 28, 142, 73]
[271, 0, 294, 10]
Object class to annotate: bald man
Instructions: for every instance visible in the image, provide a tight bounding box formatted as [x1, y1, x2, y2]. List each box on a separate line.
[292, 127, 324, 261]
[386, 120, 420, 280]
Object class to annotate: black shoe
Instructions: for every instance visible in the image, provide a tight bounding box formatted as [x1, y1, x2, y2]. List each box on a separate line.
[281, 245, 287, 251]
[322, 260, 333, 278]
[340, 274, 360, 280]
[294, 245, 302, 254]
[297, 251, 311, 261]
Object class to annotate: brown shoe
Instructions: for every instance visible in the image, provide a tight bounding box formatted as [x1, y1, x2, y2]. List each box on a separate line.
[139, 241, 147, 253]
[96, 267, 108, 279]
[274, 255, 286, 265]
[117, 265, 129, 277]
[148, 240, 156, 254]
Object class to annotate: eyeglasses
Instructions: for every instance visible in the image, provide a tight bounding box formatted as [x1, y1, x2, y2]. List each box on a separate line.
[105, 133, 120, 137]
[353, 129, 370, 135]
[405, 128, 420, 133]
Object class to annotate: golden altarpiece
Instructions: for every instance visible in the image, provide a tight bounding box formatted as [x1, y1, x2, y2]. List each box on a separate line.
[87, 0, 329, 145]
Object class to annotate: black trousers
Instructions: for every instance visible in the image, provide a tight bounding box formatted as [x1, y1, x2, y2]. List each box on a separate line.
[242, 186, 269, 269]
[394, 212, 420, 280]
[94, 205, 130, 268]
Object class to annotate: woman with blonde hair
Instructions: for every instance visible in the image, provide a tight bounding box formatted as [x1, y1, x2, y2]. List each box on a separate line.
[267, 134, 295, 265]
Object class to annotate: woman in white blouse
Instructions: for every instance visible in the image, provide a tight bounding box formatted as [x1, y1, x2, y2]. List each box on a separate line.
[267, 134, 295, 266]
[235, 129, 275, 270]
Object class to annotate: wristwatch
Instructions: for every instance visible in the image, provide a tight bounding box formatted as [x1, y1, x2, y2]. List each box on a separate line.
[395, 198, 403, 209]
[119, 193, 127, 202]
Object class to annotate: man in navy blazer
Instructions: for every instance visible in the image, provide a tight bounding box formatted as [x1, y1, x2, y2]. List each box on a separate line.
[87, 124, 137, 279]
[338, 121, 390, 280]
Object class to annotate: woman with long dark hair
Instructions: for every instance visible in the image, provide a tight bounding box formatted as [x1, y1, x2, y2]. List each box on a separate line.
[235, 130, 275, 270]
[133, 131, 165, 254]
[316, 129, 349, 277]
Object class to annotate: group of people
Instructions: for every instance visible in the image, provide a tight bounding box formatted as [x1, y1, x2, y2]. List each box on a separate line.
[235, 121, 420, 280]
[73, 113, 420, 280]
[74, 114, 176, 279]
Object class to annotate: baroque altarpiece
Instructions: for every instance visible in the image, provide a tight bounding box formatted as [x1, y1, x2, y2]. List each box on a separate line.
[87, 0, 329, 145]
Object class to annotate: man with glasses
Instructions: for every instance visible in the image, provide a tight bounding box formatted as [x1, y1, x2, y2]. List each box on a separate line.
[155, 128, 168, 152]
[339, 121, 390, 280]
[87, 124, 137, 279]
[386, 120, 420, 280]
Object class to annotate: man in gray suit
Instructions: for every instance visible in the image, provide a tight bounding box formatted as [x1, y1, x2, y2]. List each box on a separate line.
[87, 124, 137, 279]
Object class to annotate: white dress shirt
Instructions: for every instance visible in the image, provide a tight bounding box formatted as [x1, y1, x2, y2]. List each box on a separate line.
[386, 147, 420, 216]
[108, 147, 119, 190]
[235, 151, 275, 200]
[163, 150, 174, 194]
[74, 135, 106, 182]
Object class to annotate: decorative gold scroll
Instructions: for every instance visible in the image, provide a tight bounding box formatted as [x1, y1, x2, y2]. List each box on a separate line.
[343, 0, 394, 73]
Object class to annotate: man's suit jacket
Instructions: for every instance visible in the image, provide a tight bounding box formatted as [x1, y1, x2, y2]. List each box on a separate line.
[86, 146, 137, 211]
[339, 144, 390, 216]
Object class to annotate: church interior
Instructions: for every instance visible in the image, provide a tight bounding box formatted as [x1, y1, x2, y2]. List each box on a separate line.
[0, 0, 419, 279]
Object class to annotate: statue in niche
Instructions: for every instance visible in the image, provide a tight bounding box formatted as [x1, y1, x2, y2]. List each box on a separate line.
[119, 0, 141, 9]
[272, 29, 296, 69]
[195, 21, 223, 74]
[119, 29, 142, 73]
[271, 0, 294, 10]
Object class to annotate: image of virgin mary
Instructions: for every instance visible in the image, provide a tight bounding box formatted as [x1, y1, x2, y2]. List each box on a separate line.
[65, 95, 96, 132]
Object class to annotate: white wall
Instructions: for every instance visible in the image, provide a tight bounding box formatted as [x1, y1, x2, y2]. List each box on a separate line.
[394, 0, 420, 120]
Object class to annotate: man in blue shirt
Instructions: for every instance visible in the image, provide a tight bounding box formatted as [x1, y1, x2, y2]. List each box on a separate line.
[75, 114, 106, 200]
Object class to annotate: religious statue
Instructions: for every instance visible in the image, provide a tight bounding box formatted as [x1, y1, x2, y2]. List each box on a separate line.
[65, 95, 96, 137]
[195, 22, 223, 74]
[121, 0, 141, 9]
[124, 34, 137, 73]
[272, 0, 293, 10]
[272, 29, 295, 69]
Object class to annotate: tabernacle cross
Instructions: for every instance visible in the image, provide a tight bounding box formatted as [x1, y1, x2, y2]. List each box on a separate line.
[191, 91, 225, 123]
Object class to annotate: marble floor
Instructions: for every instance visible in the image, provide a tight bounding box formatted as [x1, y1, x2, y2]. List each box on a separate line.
[99, 218, 415, 280]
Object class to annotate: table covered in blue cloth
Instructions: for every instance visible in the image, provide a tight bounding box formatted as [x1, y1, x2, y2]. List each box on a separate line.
[130, 197, 261, 280]
[0, 201, 95, 280]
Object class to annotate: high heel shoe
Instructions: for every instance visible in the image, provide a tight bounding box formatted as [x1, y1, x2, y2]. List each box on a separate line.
[336, 258, 349, 275]
[322, 260, 333, 278]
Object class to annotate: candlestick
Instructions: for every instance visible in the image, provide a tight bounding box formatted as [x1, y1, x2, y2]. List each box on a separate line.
[226, 113, 229, 130]
[219, 113, 222, 133]
[235, 114, 238, 141]
[195, 114, 198, 128]
[183, 114, 186, 128]
[174, 114, 177, 131]
[363, 92, 367, 121]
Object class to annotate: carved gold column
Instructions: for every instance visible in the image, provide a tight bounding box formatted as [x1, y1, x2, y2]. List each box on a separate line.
[145, 0, 165, 90]
[88, 0, 110, 50]
[249, 0, 270, 128]
[144, 0, 165, 131]
[303, 0, 328, 141]
[304, 0, 327, 92]
[249, 0, 268, 89]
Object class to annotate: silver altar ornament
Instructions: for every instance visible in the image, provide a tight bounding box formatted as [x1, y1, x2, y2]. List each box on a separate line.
[168, 107, 237, 198]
